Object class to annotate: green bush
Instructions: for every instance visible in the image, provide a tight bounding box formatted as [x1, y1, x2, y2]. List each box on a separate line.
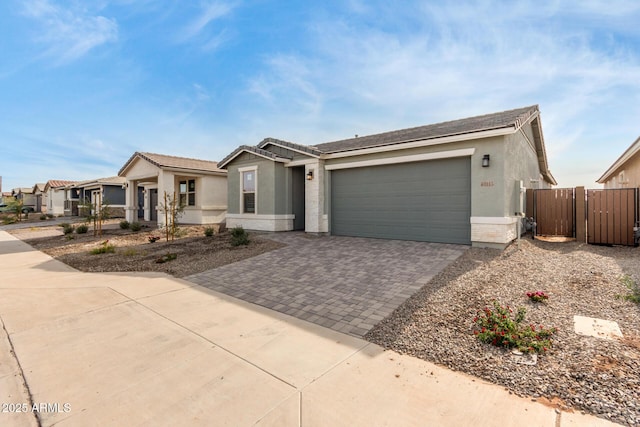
[473, 300, 557, 354]
[46, 213, 54, 219]
[2, 217, 17, 225]
[40, 214, 48, 220]
[619, 275, 640, 303]
[230, 226, 249, 246]
[204, 227, 215, 237]
[119, 220, 130, 229]
[76, 224, 89, 234]
[60, 223, 75, 235]
[90, 240, 115, 255]
[130, 221, 141, 232]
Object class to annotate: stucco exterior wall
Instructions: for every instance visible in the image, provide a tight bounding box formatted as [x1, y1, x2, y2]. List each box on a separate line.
[47, 189, 66, 216]
[602, 151, 640, 189]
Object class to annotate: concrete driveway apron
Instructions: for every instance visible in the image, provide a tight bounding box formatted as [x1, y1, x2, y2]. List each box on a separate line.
[187, 233, 467, 337]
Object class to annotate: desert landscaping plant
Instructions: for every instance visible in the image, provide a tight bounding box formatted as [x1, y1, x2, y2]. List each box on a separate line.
[619, 275, 640, 303]
[46, 213, 54, 219]
[204, 227, 215, 237]
[40, 214, 47, 220]
[129, 221, 142, 232]
[76, 224, 89, 234]
[90, 240, 115, 255]
[155, 253, 177, 263]
[230, 226, 250, 246]
[60, 223, 75, 235]
[158, 191, 185, 242]
[473, 300, 557, 354]
[119, 220, 130, 229]
[526, 291, 549, 303]
[148, 236, 160, 243]
[79, 195, 111, 237]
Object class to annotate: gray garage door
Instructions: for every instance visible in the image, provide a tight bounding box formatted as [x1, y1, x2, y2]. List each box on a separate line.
[330, 157, 471, 244]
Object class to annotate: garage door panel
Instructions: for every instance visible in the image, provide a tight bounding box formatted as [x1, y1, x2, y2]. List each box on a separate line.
[330, 157, 471, 244]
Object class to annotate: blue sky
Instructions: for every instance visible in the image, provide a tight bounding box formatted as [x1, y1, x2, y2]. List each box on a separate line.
[1, 0, 639, 191]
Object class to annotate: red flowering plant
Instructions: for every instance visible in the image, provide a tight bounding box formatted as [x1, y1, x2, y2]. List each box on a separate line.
[473, 300, 557, 354]
[526, 291, 549, 303]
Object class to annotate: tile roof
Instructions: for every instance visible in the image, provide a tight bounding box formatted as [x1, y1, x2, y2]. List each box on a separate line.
[32, 183, 46, 192]
[314, 105, 539, 154]
[74, 176, 126, 187]
[257, 137, 322, 157]
[218, 145, 291, 169]
[119, 152, 225, 176]
[45, 180, 77, 189]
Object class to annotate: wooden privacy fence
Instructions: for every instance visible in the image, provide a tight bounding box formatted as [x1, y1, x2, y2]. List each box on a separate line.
[526, 187, 639, 246]
[587, 188, 638, 246]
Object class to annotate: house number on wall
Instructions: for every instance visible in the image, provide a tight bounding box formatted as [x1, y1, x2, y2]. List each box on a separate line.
[480, 181, 495, 187]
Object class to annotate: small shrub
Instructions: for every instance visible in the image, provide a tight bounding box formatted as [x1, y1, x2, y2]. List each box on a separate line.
[90, 240, 115, 255]
[230, 226, 249, 246]
[155, 253, 177, 263]
[2, 217, 17, 225]
[40, 214, 47, 220]
[148, 236, 160, 243]
[204, 227, 215, 237]
[473, 300, 557, 354]
[65, 234, 75, 240]
[60, 223, 75, 235]
[526, 291, 549, 303]
[46, 213, 54, 219]
[119, 220, 130, 229]
[619, 275, 640, 303]
[76, 224, 89, 234]
[130, 221, 141, 232]
[122, 248, 139, 256]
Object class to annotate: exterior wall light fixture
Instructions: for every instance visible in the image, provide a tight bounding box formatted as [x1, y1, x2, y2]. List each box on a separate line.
[306, 170, 314, 181]
[482, 154, 490, 167]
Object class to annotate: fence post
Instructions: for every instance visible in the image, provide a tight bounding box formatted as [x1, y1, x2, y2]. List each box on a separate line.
[575, 186, 586, 243]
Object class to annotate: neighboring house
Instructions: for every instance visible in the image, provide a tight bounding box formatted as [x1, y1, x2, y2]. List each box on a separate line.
[32, 183, 46, 213]
[44, 180, 78, 216]
[597, 136, 640, 189]
[73, 177, 127, 218]
[219, 105, 556, 249]
[12, 188, 37, 210]
[118, 152, 227, 226]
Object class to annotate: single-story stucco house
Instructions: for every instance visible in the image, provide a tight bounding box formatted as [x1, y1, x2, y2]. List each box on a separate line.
[31, 183, 47, 212]
[597, 136, 640, 188]
[12, 188, 37, 210]
[44, 180, 78, 216]
[118, 152, 227, 227]
[219, 105, 556, 249]
[73, 176, 127, 218]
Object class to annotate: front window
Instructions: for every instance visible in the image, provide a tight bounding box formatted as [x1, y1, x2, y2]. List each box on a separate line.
[179, 179, 196, 206]
[242, 170, 255, 213]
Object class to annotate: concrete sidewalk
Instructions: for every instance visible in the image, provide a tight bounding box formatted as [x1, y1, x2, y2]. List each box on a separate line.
[0, 231, 618, 426]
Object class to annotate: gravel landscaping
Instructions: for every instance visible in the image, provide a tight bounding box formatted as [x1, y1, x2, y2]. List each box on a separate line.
[11, 222, 285, 278]
[366, 238, 640, 426]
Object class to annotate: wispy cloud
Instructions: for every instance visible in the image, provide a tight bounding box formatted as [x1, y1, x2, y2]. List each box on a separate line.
[177, 0, 236, 48]
[22, 0, 118, 64]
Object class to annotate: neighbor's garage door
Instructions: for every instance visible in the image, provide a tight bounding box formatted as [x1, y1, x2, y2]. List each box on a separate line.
[330, 157, 471, 244]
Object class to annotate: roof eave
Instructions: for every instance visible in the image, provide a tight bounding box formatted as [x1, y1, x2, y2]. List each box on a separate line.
[596, 136, 640, 183]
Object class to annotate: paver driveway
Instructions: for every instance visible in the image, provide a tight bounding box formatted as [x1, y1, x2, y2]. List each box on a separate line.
[186, 233, 467, 337]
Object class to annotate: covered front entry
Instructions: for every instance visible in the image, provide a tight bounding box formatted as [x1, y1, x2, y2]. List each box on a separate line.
[330, 157, 471, 244]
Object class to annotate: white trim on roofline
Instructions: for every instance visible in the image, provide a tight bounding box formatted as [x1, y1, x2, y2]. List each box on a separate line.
[323, 128, 513, 159]
[226, 214, 295, 220]
[284, 159, 319, 167]
[324, 148, 476, 171]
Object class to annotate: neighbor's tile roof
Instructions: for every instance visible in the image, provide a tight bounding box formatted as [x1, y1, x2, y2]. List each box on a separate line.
[45, 180, 77, 189]
[119, 152, 224, 176]
[32, 183, 46, 192]
[314, 105, 539, 154]
[74, 176, 126, 188]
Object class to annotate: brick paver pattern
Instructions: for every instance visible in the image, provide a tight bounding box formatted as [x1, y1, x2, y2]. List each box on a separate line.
[186, 233, 467, 337]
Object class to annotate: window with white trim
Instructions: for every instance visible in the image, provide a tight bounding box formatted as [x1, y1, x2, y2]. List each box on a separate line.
[242, 170, 256, 213]
[179, 179, 196, 206]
